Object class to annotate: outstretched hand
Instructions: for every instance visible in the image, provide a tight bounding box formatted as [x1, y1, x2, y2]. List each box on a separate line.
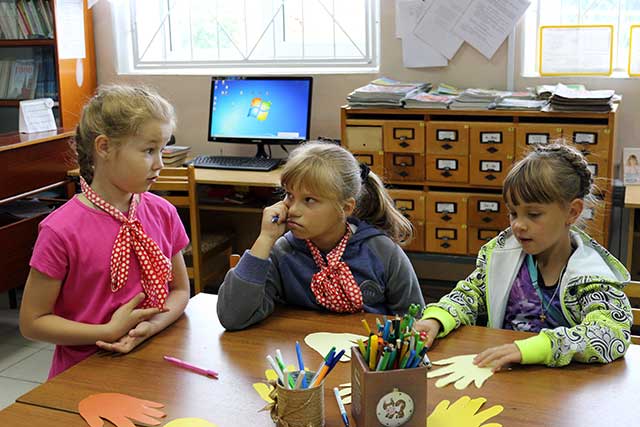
[474, 343, 522, 373]
[96, 320, 156, 354]
[78, 393, 165, 427]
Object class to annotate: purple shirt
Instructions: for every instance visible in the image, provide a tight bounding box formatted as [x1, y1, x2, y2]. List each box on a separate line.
[503, 259, 568, 332]
[30, 193, 189, 378]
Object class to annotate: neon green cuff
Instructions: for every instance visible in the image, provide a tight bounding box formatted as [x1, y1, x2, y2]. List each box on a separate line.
[421, 306, 457, 337]
[514, 333, 552, 365]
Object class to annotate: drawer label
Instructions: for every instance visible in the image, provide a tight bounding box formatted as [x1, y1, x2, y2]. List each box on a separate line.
[436, 228, 457, 240]
[437, 159, 458, 170]
[437, 130, 458, 141]
[394, 199, 415, 211]
[478, 229, 500, 241]
[354, 154, 374, 165]
[480, 160, 502, 172]
[480, 132, 502, 144]
[573, 132, 597, 145]
[588, 163, 598, 176]
[436, 202, 457, 214]
[526, 133, 549, 145]
[394, 128, 415, 140]
[478, 201, 500, 212]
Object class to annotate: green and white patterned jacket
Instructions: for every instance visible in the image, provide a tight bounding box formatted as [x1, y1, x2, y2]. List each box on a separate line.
[422, 227, 632, 367]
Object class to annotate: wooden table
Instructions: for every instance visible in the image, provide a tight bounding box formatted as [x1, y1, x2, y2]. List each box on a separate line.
[0, 403, 88, 427]
[427, 326, 640, 426]
[14, 293, 640, 426]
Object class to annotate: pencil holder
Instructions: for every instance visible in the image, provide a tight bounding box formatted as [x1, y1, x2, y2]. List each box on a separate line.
[271, 371, 325, 427]
[351, 347, 426, 427]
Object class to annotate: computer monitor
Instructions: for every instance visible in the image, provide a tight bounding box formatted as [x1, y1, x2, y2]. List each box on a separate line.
[207, 76, 313, 158]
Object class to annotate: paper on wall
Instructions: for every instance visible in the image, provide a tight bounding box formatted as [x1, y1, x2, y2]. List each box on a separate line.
[395, 0, 430, 39]
[402, 33, 448, 68]
[413, 0, 471, 59]
[452, 0, 531, 60]
[56, 0, 86, 59]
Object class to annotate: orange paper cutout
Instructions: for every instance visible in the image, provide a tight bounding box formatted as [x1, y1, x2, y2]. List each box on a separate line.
[78, 393, 166, 427]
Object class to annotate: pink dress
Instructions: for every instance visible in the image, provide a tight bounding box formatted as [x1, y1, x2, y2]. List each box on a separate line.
[29, 192, 189, 378]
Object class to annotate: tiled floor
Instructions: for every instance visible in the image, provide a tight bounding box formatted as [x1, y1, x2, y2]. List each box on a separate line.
[0, 290, 53, 411]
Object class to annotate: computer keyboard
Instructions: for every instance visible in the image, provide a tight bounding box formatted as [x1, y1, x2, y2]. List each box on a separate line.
[190, 155, 282, 171]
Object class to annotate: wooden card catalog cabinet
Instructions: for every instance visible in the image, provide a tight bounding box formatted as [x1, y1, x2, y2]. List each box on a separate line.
[341, 106, 618, 257]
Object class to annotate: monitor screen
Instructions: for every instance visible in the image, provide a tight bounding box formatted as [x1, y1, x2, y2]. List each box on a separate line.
[207, 76, 312, 146]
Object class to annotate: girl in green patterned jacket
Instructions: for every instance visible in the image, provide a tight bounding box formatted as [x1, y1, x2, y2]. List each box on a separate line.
[417, 143, 632, 371]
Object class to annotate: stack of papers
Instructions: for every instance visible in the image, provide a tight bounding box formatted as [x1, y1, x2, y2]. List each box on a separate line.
[492, 98, 548, 111]
[449, 88, 511, 110]
[347, 78, 431, 108]
[535, 84, 586, 100]
[402, 90, 455, 109]
[543, 84, 616, 113]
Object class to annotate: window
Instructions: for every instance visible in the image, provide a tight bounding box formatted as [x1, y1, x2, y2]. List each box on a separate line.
[522, 0, 640, 76]
[111, 0, 379, 74]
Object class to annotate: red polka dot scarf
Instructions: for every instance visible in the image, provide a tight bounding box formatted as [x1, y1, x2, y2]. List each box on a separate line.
[80, 178, 171, 309]
[306, 226, 363, 313]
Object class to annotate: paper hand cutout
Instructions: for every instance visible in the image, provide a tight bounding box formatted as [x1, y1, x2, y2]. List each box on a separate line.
[253, 364, 296, 403]
[78, 393, 165, 427]
[427, 354, 494, 389]
[164, 418, 217, 427]
[304, 332, 366, 362]
[427, 396, 504, 427]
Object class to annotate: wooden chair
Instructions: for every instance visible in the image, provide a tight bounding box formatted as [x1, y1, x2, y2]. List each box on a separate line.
[153, 165, 232, 294]
[624, 280, 640, 344]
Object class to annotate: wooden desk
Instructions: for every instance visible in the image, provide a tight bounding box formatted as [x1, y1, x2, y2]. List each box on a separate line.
[0, 403, 88, 427]
[625, 186, 640, 274]
[15, 293, 640, 426]
[428, 326, 640, 426]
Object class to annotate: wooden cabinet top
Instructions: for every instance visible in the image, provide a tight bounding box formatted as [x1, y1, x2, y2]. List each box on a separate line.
[0, 129, 74, 153]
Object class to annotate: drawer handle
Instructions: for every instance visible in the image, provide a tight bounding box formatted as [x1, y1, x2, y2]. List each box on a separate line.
[399, 141, 410, 148]
[581, 149, 591, 156]
[482, 217, 493, 223]
[441, 170, 452, 178]
[441, 241, 451, 249]
[442, 143, 453, 150]
[487, 147, 498, 154]
[485, 174, 497, 181]
[441, 214, 452, 222]
[399, 171, 409, 177]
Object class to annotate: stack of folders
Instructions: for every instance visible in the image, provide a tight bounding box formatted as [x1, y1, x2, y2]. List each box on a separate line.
[162, 145, 191, 166]
[402, 90, 455, 109]
[346, 77, 431, 108]
[543, 83, 617, 113]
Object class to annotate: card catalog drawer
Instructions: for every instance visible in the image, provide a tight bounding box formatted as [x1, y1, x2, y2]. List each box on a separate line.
[426, 191, 468, 225]
[426, 155, 468, 183]
[426, 122, 469, 155]
[470, 123, 515, 157]
[352, 151, 384, 178]
[384, 121, 425, 153]
[515, 124, 563, 159]
[426, 224, 467, 255]
[469, 155, 513, 187]
[344, 124, 383, 152]
[585, 156, 609, 180]
[388, 189, 425, 221]
[468, 227, 502, 255]
[581, 203, 606, 235]
[400, 221, 425, 252]
[563, 126, 611, 156]
[468, 194, 510, 228]
[385, 153, 426, 182]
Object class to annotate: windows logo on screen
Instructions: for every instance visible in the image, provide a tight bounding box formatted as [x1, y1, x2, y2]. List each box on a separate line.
[247, 98, 271, 121]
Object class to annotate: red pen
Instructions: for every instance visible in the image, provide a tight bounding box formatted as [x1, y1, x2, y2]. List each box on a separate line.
[163, 355, 219, 379]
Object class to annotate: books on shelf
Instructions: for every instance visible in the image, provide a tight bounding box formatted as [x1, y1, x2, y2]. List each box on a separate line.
[6, 59, 37, 99]
[347, 77, 431, 108]
[162, 145, 191, 166]
[0, 0, 54, 39]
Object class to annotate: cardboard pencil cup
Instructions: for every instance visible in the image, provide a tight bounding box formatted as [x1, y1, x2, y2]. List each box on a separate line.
[270, 370, 325, 427]
[351, 347, 426, 427]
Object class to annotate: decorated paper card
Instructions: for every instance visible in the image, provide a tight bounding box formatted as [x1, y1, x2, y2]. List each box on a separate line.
[304, 332, 366, 362]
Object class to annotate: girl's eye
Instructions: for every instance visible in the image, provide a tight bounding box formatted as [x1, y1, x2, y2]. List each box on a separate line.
[529, 212, 540, 218]
[146, 148, 155, 154]
[304, 197, 315, 203]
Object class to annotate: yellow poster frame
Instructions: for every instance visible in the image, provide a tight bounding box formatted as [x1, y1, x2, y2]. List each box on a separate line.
[629, 25, 640, 77]
[539, 25, 614, 76]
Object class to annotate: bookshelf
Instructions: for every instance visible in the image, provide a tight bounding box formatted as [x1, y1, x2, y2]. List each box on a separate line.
[0, 0, 96, 133]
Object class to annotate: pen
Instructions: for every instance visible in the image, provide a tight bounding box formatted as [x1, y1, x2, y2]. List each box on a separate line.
[295, 341, 307, 388]
[271, 214, 280, 223]
[163, 355, 218, 379]
[266, 355, 287, 387]
[333, 387, 350, 427]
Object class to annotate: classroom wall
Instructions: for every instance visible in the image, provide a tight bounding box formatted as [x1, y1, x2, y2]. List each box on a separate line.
[93, 1, 638, 171]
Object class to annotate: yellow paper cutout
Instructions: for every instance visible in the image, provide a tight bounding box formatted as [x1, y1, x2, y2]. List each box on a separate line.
[427, 354, 494, 390]
[164, 418, 217, 427]
[304, 332, 366, 362]
[427, 396, 503, 427]
[253, 365, 297, 403]
[342, 396, 352, 405]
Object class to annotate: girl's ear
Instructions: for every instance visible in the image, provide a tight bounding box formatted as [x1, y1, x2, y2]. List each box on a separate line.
[94, 134, 112, 160]
[566, 198, 584, 226]
[342, 197, 356, 217]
